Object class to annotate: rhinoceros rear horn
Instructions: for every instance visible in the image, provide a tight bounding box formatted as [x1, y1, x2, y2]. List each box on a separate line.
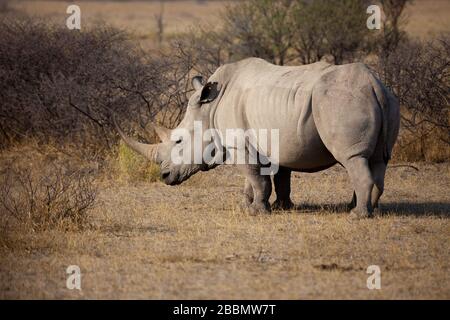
[113, 115, 158, 162]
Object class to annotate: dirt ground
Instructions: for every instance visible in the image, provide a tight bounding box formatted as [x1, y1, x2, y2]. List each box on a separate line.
[1, 162, 449, 299]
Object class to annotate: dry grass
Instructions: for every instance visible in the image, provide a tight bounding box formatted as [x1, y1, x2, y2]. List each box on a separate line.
[404, 0, 450, 38]
[10, 0, 230, 49]
[1, 162, 448, 299]
[113, 142, 160, 183]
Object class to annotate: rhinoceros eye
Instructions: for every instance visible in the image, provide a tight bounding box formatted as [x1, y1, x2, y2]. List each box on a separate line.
[175, 138, 182, 144]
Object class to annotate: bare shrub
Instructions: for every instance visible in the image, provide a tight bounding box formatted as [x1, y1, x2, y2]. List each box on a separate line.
[375, 35, 450, 161]
[0, 18, 170, 156]
[154, 0, 165, 47]
[169, 26, 228, 77]
[376, 0, 412, 56]
[0, 160, 97, 232]
[127, 26, 230, 131]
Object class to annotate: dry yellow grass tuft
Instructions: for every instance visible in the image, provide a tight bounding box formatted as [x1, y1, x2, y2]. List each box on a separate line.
[114, 142, 160, 183]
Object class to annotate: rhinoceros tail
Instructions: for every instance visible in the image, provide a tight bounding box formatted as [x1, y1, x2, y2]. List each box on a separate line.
[370, 76, 391, 164]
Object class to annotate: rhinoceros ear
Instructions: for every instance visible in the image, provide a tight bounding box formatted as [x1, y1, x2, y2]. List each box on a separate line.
[199, 82, 220, 104]
[191, 76, 204, 91]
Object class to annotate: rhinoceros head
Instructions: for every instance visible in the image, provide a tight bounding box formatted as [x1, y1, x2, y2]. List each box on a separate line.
[115, 75, 222, 185]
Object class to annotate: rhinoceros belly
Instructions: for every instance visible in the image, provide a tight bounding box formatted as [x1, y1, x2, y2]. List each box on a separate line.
[243, 86, 337, 172]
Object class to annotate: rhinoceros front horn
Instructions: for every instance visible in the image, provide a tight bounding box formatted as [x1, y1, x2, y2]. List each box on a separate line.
[113, 115, 159, 162]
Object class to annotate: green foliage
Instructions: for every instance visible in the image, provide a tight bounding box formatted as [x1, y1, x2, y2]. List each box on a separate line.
[310, 0, 370, 64]
[222, 0, 372, 65]
[222, 0, 295, 65]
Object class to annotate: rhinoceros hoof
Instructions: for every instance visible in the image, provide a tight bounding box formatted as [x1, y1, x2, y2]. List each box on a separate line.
[247, 202, 271, 215]
[372, 207, 382, 217]
[272, 199, 294, 211]
[239, 200, 252, 211]
[346, 202, 356, 212]
[349, 208, 373, 220]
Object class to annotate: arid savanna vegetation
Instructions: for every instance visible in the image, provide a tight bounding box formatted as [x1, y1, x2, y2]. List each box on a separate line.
[0, 0, 449, 299]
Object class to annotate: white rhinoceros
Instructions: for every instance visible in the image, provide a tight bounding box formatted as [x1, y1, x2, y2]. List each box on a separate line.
[115, 58, 400, 218]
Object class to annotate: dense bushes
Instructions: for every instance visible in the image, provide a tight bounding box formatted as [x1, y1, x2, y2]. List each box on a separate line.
[220, 0, 371, 65]
[0, 1, 448, 164]
[222, 0, 295, 65]
[0, 18, 185, 155]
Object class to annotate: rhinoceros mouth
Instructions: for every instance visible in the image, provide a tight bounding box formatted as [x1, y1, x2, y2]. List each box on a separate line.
[166, 179, 182, 186]
[162, 171, 182, 186]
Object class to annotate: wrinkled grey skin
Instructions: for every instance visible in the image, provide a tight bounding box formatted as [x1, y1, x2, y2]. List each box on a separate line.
[116, 58, 400, 218]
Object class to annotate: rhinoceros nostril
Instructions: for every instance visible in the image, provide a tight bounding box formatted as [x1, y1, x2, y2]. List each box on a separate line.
[161, 170, 170, 180]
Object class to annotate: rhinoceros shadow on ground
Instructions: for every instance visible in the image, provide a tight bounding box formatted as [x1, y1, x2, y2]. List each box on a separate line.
[288, 202, 450, 217]
[379, 202, 450, 217]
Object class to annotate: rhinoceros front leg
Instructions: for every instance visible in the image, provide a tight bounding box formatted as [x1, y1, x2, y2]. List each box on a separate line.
[272, 167, 294, 210]
[370, 160, 387, 214]
[239, 164, 272, 214]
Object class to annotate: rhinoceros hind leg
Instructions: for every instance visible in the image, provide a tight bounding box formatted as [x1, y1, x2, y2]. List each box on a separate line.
[343, 157, 375, 219]
[272, 167, 294, 210]
[370, 161, 387, 214]
[346, 191, 357, 212]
